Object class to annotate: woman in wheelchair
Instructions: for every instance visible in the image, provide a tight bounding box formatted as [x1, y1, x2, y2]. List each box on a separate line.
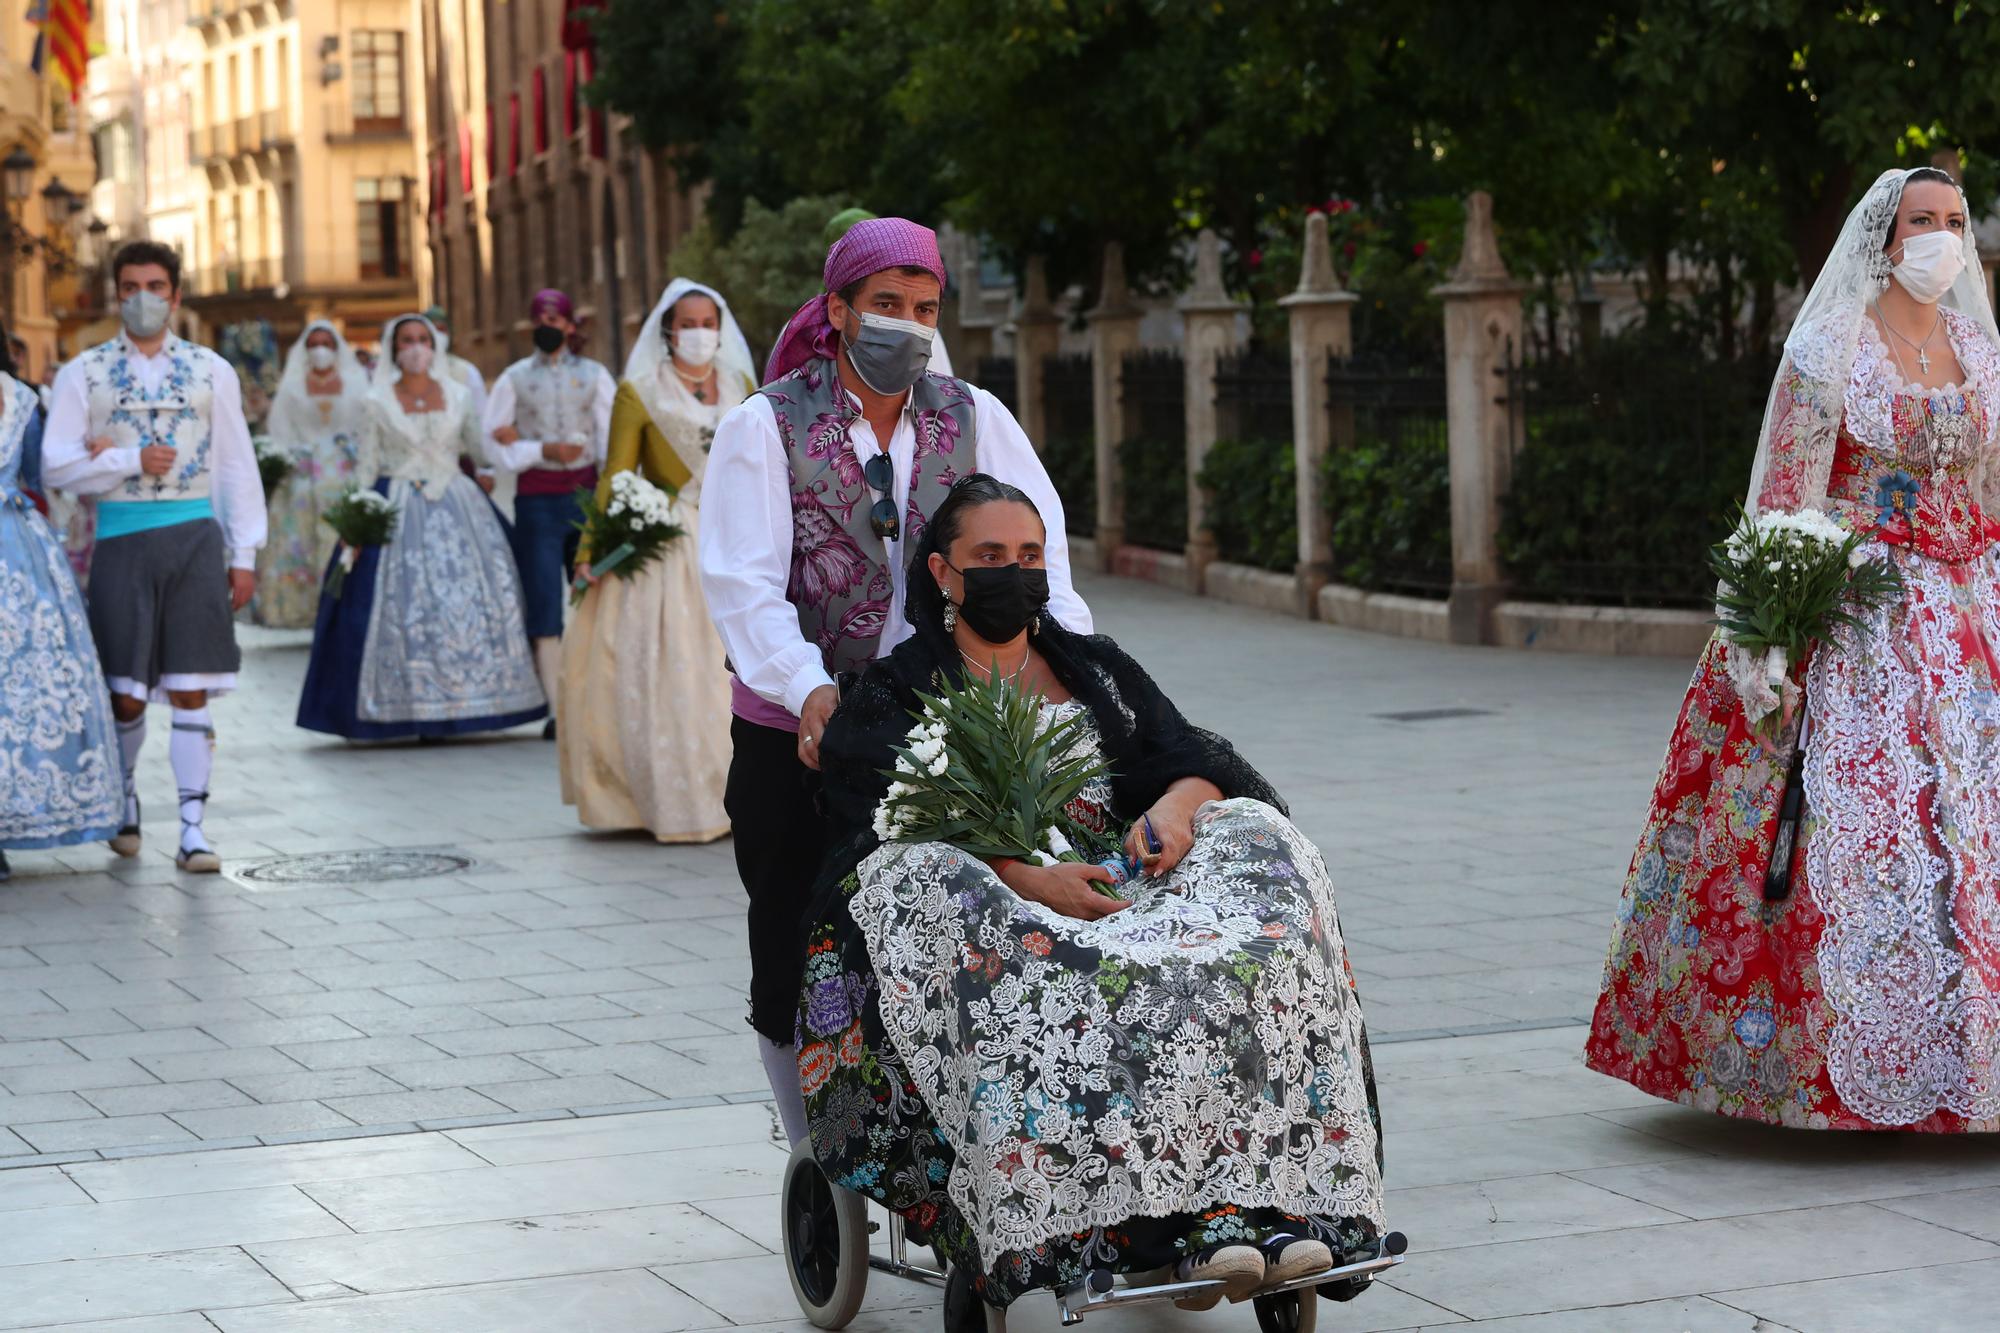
[797, 474, 1386, 1311]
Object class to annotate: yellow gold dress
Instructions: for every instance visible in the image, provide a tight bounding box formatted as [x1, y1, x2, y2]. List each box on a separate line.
[558, 375, 735, 841]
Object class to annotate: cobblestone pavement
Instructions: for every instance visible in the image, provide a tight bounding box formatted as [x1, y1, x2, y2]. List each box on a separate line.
[5, 572, 2000, 1328]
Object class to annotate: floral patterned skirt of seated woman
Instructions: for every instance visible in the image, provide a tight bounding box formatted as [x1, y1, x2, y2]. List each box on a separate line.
[798, 779, 1386, 1306]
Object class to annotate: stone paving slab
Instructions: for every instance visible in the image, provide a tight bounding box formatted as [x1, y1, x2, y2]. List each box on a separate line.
[2, 1043, 1999, 1329]
[0, 573, 1690, 1162]
[12, 569, 2000, 1326]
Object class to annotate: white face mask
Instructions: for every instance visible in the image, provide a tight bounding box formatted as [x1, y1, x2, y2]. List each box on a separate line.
[672, 326, 720, 367]
[395, 343, 434, 377]
[1891, 230, 1967, 305]
[306, 345, 338, 372]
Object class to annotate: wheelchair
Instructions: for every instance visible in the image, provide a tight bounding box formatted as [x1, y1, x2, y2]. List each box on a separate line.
[782, 1140, 1410, 1332]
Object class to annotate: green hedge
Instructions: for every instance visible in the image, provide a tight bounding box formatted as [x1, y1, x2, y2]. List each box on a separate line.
[1196, 437, 1296, 571]
[1326, 430, 1452, 594]
[1498, 335, 1768, 607]
[1119, 435, 1188, 551]
[1041, 435, 1097, 537]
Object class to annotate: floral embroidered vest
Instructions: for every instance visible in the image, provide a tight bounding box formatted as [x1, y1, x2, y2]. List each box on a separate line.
[758, 357, 978, 676]
[504, 351, 605, 496]
[79, 334, 219, 501]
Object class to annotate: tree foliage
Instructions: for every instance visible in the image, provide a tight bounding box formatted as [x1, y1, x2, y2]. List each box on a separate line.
[591, 0, 2000, 356]
[667, 193, 860, 361]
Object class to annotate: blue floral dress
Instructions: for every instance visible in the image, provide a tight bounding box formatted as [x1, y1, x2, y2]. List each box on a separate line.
[0, 374, 122, 849]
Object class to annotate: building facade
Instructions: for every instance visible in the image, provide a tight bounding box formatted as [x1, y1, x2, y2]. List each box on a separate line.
[168, 0, 427, 347]
[418, 0, 700, 380]
[0, 5, 98, 375]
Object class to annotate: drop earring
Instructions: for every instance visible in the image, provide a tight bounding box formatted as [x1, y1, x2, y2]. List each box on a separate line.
[941, 590, 956, 632]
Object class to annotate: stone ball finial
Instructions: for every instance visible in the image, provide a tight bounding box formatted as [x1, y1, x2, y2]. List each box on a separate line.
[1452, 191, 1511, 283]
[1100, 242, 1130, 304]
[1190, 229, 1227, 302]
[1020, 254, 1053, 316]
[1295, 211, 1339, 296]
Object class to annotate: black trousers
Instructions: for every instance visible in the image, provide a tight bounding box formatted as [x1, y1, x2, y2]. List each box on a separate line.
[725, 716, 828, 1044]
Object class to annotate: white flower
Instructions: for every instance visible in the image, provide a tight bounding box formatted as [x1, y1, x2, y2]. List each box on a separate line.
[1849, 546, 1872, 569]
[1044, 827, 1072, 857]
[927, 752, 948, 777]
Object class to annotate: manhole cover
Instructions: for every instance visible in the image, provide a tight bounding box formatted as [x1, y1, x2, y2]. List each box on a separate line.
[237, 849, 474, 885]
[1374, 707, 1496, 723]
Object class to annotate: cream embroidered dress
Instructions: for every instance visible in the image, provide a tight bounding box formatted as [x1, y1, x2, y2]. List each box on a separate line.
[255, 322, 369, 627]
[558, 281, 743, 840]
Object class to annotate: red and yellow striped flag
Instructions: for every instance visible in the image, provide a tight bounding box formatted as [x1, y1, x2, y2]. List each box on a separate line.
[43, 0, 90, 102]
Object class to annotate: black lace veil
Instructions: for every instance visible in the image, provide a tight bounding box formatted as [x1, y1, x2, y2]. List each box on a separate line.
[808, 476, 1285, 919]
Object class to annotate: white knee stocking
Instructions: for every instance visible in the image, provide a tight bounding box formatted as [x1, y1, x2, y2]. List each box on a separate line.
[169, 708, 215, 854]
[114, 713, 146, 821]
[758, 1036, 809, 1147]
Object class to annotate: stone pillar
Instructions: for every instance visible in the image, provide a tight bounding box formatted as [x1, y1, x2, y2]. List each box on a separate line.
[1279, 212, 1358, 615]
[1177, 229, 1247, 588]
[1086, 243, 1141, 568]
[936, 222, 969, 360]
[1575, 270, 1604, 358]
[954, 230, 998, 370]
[1010, 256, 1060, 451]
[1433, 192, 1527, 645]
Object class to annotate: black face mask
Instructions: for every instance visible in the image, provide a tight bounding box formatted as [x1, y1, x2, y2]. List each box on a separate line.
[531, 324, 566, 354]
[950, 562, 1049, 644]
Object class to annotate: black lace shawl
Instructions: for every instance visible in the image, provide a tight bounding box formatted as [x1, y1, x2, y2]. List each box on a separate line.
[808, 577, 1285, 922]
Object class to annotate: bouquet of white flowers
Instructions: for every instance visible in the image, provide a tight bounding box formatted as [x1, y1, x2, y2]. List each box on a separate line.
[321, 488, 399, 598]
[253, 435, 293, 495]
[1711, 506, 1903, 718]
[871, 667, 1126, 894]
[571, 470, 686, 604]
[1709, 505, 1902, 899]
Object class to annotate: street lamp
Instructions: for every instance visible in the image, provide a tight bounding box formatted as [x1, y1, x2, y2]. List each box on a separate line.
[40, 178, 76, 224]
[0, 150, 92, 328]
[0, 146, 35, 326]
[2, 149, 33, 209]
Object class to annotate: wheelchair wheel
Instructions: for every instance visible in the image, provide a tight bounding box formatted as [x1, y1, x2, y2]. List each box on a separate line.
[1253, 1287, 1318, 1333]
[783, 1140, 868, 1328]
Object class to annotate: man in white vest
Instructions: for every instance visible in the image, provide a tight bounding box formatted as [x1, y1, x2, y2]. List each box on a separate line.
[41, 240, 266, 873]
[482, 288, 614, 738]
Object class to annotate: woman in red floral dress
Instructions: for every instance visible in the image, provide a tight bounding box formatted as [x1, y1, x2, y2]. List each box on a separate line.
[1586, 166, 2000, 1131]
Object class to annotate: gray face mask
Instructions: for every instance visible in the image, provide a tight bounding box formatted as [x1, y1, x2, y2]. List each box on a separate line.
[121, 291, 172, 340]
[842, 309, 934, 395]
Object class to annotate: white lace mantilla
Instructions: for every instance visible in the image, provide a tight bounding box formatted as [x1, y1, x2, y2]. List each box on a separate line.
[850, 794, 1385, 1260]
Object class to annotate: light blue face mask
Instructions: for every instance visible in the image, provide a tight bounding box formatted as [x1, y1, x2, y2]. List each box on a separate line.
[120, 291, 171, 340]
[842, 309, 935, 395]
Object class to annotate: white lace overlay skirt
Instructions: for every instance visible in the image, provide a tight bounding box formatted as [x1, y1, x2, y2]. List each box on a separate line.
[850, 797, 1386, 1261]
[1806, 545, 2000, 1125]
[357, 476, 546, 724]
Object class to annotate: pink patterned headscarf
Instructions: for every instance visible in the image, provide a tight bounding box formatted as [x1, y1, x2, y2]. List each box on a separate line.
[763, 217, 947, 385]
[529, 288, 576, 322]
